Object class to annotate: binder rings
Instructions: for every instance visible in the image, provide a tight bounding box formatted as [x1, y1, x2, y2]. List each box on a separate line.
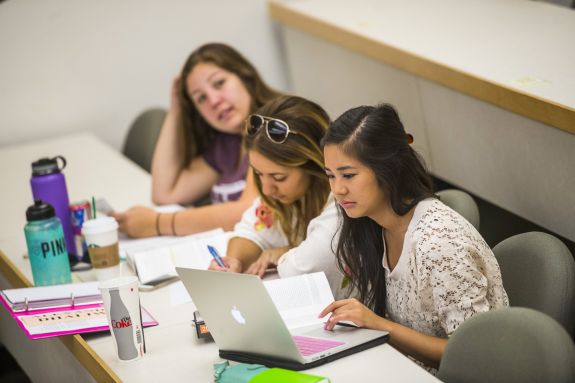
[0, 282, 158, 340]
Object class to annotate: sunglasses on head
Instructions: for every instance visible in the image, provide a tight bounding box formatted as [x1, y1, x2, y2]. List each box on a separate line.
[246, 114, 298, 144]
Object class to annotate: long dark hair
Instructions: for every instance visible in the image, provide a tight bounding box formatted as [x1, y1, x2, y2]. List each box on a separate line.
[177, 43, 282, 166]
[245, 96, 331, 246]
[322, 104, 435, 315]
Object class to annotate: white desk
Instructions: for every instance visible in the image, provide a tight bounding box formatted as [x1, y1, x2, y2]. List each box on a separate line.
[269, 0, 575, 242]
[0, 133, 439, 382]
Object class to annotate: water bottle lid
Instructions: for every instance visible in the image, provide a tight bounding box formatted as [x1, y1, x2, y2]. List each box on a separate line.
[31, 156, 67, 176]
[26, 200, 56, 221]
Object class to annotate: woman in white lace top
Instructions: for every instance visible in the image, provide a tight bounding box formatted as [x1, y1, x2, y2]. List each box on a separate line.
[320, 104, 508, 371]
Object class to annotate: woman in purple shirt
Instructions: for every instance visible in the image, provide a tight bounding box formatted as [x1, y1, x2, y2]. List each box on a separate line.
[113, 43, 281, 237]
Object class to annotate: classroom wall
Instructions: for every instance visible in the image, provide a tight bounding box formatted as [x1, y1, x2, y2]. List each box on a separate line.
[281, 27, 575, 243]
[0, 0, 289, 151]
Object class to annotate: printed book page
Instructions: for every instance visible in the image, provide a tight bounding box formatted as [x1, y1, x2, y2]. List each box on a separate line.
[263, 272, 334, 330]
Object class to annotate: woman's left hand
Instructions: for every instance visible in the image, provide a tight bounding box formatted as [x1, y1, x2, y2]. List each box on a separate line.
[319, 298, 384, 331]
[244, 249, 282, 278]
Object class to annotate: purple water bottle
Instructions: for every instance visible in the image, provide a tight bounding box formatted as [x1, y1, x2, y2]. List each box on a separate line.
[30, 156, 76, 263]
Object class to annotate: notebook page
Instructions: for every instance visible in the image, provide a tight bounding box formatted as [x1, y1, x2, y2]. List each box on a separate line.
[3, 282, 100, 305]
[121, 228, 225, 261]
[133, 247, 177, 284]
[172, 232, 231, 270]
[131, 230, 230, 284]
[263, 272, 334, 330]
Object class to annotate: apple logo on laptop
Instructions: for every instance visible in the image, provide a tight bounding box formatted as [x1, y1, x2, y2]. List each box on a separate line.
[231, 305, 246, 325]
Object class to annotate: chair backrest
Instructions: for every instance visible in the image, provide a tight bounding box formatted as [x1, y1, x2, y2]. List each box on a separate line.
[122, 108, 166, 173]
[534, 0, 575, 8]
[436, 188, 480, 230]
[437, 307, 575, 383]
[493, 231, 575, 337]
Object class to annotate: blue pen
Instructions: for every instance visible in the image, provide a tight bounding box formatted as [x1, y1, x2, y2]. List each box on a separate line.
[207, 245, 226, 268]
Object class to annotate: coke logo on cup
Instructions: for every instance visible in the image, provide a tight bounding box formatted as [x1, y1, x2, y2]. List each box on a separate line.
[111, 316, 132, 329]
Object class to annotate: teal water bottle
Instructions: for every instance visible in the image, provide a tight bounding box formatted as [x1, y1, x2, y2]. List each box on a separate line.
[24, 200, 72, 286]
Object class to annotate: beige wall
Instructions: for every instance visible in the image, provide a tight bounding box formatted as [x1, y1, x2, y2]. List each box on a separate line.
[0, 0, 289, 150]
[282, 27, 575, 242]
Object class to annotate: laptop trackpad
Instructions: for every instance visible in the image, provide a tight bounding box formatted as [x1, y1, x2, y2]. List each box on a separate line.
[293, 324, 357, 339]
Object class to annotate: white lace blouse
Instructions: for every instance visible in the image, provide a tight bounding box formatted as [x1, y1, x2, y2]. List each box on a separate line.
[383, 198, 508, 343]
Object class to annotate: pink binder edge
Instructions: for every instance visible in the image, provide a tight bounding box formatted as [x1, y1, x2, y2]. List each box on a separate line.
[0, 293, 158, 340]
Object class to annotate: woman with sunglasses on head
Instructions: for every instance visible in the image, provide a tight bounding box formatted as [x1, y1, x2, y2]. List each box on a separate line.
[209, 95, 350, 299]
[319, 104, 508, 372]
[113, 43, 282, 238]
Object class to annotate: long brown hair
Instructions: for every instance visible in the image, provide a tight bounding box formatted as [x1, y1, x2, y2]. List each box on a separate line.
[177, 43, 281, 166]
[245, 96, 331, 246]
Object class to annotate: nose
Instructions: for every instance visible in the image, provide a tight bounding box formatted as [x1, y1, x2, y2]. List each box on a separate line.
[260, 178, 277, 197]
[331, 177, 347, 197]
[206, 89, 222, 108]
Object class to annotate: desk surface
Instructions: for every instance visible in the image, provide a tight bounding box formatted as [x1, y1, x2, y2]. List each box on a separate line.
[269, 0, 575, 134]
[0, 133, 439, 382]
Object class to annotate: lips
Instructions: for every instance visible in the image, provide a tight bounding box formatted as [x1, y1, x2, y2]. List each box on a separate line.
[218, 107, 234, 121]
[339, 200, 356, 209]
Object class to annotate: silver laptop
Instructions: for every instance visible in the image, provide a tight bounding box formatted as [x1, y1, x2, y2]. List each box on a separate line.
[176, 268, 389, 369]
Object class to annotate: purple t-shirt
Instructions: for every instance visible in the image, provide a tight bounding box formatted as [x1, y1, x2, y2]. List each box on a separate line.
[203, 133, 248, 203]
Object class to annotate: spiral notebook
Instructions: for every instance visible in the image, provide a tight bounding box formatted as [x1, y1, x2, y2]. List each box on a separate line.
[0, 282, 158, 339]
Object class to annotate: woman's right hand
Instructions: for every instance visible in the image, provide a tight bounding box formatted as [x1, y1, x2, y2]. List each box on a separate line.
[110, 206, 157, 238]
[169, 75, 182, 114]
[208, 256, 243, 273]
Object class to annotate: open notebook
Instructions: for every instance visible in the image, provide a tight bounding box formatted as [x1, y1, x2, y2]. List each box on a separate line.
[122, 229, 231, 285]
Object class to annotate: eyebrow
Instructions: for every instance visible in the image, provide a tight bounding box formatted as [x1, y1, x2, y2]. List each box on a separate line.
[250, 165, 286, 177]
[189, 70, 223, 96]
[324, 166, 357, 172]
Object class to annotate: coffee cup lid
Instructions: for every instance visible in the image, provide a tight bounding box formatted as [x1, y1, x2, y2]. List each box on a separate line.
[82, 216, 118, 235]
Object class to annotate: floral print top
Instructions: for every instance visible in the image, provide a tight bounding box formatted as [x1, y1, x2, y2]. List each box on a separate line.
[383, 198, 508, 372]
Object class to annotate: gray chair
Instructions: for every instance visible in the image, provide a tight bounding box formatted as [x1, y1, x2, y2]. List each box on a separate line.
[436, 189, 480, 230]
[533, 0, 575, 8]
[493, 231, 575, 337]
[122, 108, 166, 173]
[437, 307, 575, 383]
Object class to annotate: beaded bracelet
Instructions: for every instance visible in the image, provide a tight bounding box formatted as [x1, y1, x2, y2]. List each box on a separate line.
[155, 213, 161, 236]
[171, 212, 178, 236]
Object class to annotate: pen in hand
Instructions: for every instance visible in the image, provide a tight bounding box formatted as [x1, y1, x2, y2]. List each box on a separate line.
[207, 245, 227, 269]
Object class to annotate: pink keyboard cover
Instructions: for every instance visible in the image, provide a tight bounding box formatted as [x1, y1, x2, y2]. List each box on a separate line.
[292, 335, 345, 356]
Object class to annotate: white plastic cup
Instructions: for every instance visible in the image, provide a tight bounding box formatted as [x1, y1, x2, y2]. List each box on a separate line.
[83, 217, 121, 280]
[98, 276, 145, 361]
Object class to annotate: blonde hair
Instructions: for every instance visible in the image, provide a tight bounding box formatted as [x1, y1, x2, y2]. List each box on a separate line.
[245, 96, 331, 246]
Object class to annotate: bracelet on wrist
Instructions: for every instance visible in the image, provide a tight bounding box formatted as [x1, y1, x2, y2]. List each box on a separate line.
[155, 213, 161, 236]
[171, 212, 178, 236]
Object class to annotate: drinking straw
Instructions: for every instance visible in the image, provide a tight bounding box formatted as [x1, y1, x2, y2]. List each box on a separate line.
[92, 196, 96, 219]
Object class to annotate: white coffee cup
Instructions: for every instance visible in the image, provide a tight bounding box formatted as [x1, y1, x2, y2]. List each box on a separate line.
[83, 217, 120, 280]
[98, 276, 145, 361]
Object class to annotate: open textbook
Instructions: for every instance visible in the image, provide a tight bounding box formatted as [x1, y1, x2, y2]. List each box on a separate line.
[263, 272, 336, 330]
[122, 229, 231, 285]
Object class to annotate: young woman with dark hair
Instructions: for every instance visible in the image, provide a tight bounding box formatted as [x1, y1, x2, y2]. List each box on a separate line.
[320, 104, 508, 371]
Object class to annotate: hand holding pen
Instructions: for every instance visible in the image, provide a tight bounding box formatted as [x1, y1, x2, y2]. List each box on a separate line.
[207, 245, 227, 268]
[207, 245, 245, 273]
